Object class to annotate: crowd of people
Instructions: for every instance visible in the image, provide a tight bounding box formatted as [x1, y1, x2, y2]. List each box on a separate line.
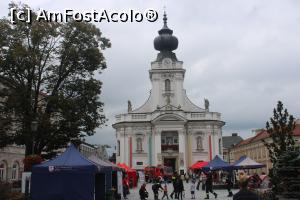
[138, 171, 220, 200]
[131, 170, 266, 200]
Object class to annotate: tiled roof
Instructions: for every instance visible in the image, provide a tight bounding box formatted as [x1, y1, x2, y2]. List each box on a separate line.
[293, 123, 300, 136]
[234, 122, 300, 147]
[235, 137, 254, 147]
[222, 135, 243, 149]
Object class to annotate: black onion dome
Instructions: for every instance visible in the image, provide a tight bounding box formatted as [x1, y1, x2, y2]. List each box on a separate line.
[154, 12, 178, 52]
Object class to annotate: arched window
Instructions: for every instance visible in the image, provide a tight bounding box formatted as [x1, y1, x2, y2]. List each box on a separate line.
[136, 138, 143, 151]
[196, 136, 203, 150]
[165, 79, 171, 91]
[11, 161, 19, 180]
[0, 161, 7, 181]
[117, 140, 120, 156]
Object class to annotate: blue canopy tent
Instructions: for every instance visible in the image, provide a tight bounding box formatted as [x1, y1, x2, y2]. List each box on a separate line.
[232, 155, 265, 170]
[31, 144, 107, 200]
[203, 155, 233, 171]
[88, 155, 113, 196]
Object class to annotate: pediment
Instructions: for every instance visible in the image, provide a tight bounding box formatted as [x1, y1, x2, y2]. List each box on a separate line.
[160, 116, 183, 121]
[152, 113, 187, 124]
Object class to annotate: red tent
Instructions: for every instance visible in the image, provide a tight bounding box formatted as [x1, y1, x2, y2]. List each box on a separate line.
[190, 161, 209, 170]
[117, 163, 137, 188]
[117, 163, 131, 172]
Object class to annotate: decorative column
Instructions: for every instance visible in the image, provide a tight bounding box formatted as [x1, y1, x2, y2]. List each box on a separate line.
[123, 128, 129, 165]
[178, 130, 186, 172]
[129, 137, 132, 168]
[187, 131, 192, 168]
[148, 133, 153, 166]
[154, 129, 161, 165]
[208, 134, 212, 161]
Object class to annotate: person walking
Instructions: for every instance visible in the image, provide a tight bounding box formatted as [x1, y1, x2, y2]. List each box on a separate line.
[177, 178, 184, 200]
[226, 171, 234, 197]
[152, 179, 163, 200]
[190, 179, 196, 199]
[139, 183, 148, 200]
[170, 175, 177, 199]
[233, 176, 261, 200]
[205, 171, 217, 199]
[122, 176, 129, 199]
[161, 184, 169, 200]
[185, 173, 189, 183]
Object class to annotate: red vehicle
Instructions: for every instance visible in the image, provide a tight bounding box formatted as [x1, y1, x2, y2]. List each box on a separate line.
[144, 165, 173, 182]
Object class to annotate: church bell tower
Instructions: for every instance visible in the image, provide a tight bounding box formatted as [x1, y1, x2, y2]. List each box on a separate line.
[150, 12, 186, 111]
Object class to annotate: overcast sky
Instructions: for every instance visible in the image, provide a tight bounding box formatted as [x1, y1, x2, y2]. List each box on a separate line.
[1, 0, 300, 154]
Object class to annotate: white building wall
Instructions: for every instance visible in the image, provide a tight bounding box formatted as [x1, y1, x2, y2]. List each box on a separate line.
[154, 131, 161, 165]
[149, 131, 155, 166]
[178, 130, 186, 171]
[113, 43, 224, 170]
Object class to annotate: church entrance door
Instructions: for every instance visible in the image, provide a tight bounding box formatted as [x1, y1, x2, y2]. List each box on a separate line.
[163, 157, 176, 172]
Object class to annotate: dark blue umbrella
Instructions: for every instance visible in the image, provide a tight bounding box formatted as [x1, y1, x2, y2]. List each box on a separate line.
[203, 155, 233, 171]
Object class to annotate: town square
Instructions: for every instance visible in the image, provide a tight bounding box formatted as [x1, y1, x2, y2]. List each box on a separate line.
[0, 0, 300, 200]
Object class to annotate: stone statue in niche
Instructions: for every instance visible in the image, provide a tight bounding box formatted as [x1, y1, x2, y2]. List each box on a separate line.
[128, 100, 132, 112]
[204, 98, 209, 111]
[196, 136, 203, 150]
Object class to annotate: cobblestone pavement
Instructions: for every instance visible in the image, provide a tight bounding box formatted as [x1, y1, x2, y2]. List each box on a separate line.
[125, 182, 238, 200]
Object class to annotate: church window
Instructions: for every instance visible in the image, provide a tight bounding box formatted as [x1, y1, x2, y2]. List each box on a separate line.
[165, 79, 171, 91]
[136, 138, 143, 151]
[166, 137, 173, 145]
[173, 138, 178, 144]
[0, 161, 7, 181]
[117, 140, 120, 156]
[196, 136, 203, 150]
[11, 161, 19, 180]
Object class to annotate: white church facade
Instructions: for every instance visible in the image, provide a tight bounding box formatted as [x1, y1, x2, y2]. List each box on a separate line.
[113, 13, 224, 173]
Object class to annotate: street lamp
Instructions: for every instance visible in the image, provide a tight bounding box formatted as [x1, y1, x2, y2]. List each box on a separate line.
[31, 120, 38, 155]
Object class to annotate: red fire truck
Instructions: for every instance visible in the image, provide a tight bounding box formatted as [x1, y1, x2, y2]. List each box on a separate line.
[144, 165, 173, 182]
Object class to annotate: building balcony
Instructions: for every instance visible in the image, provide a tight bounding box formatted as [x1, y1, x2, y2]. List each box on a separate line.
[161, 144, 179, 152]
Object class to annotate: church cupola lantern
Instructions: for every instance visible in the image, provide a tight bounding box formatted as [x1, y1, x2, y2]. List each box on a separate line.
[153, 11, 179, 61]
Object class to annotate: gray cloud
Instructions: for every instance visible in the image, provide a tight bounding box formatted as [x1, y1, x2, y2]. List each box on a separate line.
[1, 0, 300, 155]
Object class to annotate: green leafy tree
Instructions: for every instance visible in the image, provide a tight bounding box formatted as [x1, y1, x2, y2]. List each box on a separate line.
[263, 101, 296, 193]
[0, 3, 111, 157]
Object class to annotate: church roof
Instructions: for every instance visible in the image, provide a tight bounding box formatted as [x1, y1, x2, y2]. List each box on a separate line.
[234, 121, 300, 147]
[222, 134, 243, 149]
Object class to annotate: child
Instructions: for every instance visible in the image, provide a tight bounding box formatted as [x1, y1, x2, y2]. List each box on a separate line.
[139, 183, 148, 200]
[190, 180, 196, 199]
[161, 184, 169, 200]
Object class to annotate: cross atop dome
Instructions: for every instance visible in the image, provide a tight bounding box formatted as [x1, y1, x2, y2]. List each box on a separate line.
[163, 10, 168, 28]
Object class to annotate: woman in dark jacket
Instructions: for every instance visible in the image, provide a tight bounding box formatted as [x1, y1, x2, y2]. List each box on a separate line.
[226, 172, 234, 197]
[139, 183, 148, 200]
[205, 171, 217, 199]
[175, 178, 184, 200]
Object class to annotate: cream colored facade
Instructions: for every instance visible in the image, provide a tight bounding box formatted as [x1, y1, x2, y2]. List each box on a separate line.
[79, 143, 109, 161]
[0, 145, 25, 182]
[231, 121, 300, 174]
[231, 138, 272, 174]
